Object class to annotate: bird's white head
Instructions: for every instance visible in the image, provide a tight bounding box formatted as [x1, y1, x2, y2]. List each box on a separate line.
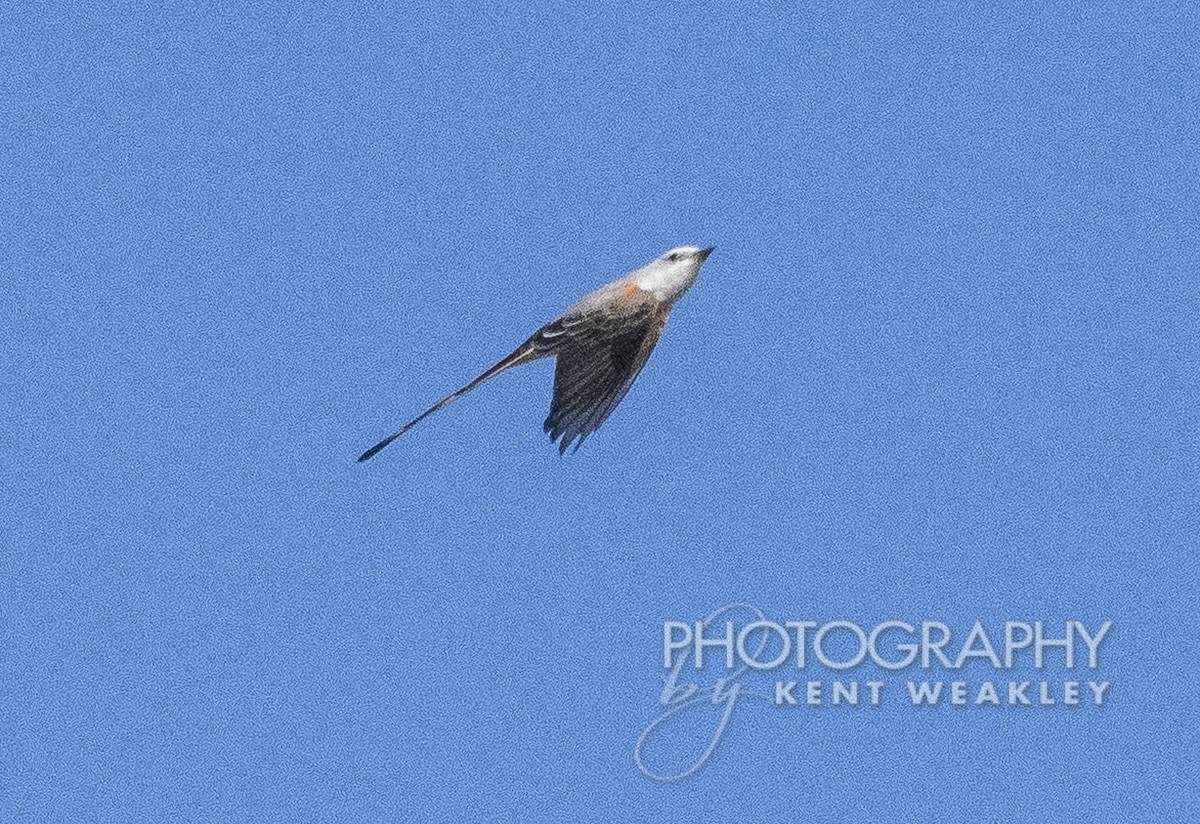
[632, 245, 714, 301]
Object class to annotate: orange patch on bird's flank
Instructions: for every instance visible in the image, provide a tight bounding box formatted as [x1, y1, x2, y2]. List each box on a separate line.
[620, 283, 641, 298]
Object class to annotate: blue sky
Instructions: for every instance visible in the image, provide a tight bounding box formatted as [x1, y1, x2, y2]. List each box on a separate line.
[3, 2, 1198, 821]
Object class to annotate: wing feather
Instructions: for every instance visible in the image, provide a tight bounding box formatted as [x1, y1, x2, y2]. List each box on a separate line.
[543, 292, 669, 453]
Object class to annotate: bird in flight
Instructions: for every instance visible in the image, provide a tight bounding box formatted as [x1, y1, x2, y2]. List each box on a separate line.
[358, 245, 713, 461]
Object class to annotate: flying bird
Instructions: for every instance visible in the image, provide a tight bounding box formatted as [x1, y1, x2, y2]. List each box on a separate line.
[357, 245, 713, 461]
[355, 244, 710, 465]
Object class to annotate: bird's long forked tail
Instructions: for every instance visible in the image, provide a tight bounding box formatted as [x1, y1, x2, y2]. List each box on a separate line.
[357, 338, 546, 462]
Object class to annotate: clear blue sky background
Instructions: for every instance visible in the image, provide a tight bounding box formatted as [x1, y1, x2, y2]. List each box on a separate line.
[3, 2, 1198, 821]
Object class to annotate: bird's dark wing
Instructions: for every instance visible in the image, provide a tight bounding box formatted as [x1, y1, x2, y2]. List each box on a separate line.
[543, 291, 670, 454]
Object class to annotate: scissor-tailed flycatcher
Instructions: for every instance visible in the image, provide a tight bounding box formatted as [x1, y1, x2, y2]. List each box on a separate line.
[358, 245, 713, 461]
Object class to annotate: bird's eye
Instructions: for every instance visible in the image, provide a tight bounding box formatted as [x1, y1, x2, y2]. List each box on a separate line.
[667, 252, 680, 262]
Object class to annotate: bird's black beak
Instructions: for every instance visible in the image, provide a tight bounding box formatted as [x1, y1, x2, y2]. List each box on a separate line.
[697, 247, 714, 261]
